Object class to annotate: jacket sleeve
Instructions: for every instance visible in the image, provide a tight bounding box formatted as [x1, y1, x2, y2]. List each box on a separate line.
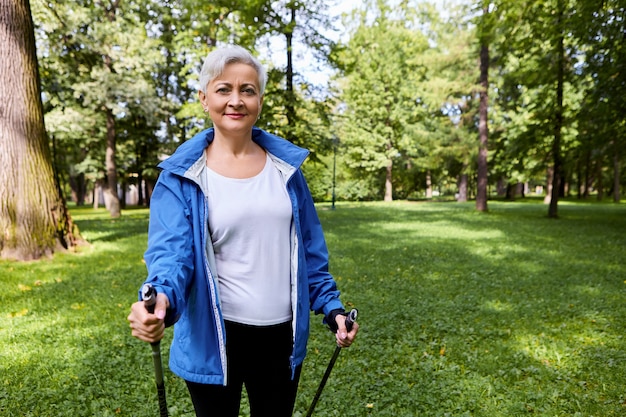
[141, 170, 195, 326]
[293, 170, 344, 317]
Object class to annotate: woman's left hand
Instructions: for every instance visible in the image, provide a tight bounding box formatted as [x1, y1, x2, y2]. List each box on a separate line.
[334, 314, 359, 348]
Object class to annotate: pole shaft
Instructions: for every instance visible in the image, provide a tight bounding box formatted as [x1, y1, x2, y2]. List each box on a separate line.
[305, 309, 358, 417]
[305, 346, 341, 417]
[143, 284, 169, 417]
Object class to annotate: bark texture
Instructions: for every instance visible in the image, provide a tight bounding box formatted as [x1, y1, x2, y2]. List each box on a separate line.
[476, 40, 489, 212]
[0, 0, 79, 260]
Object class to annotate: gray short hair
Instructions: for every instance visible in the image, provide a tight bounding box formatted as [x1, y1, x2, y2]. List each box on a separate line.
[198, 45, 267, 96]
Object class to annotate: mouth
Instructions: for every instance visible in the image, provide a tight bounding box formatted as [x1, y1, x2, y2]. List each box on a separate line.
[225, 113, 246, 119]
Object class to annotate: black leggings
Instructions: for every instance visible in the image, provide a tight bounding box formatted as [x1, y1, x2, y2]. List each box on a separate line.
[186, 321, 302, 417]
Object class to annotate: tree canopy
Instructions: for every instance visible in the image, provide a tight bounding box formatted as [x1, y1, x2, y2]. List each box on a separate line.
[4, 0, 623, 241]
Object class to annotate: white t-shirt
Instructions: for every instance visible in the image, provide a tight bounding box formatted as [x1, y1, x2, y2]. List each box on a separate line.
[205, 154, 293, 326]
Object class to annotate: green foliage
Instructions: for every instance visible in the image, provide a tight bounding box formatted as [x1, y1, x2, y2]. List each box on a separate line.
[25, 0, 626, 207]
[1, 202, 625, 415]
[334, 1, 431, 198]
[333, 0, 485, 200]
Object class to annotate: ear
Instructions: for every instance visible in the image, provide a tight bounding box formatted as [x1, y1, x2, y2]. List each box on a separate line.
[198, 90, 207, 106]
[258, 94, 264, 117]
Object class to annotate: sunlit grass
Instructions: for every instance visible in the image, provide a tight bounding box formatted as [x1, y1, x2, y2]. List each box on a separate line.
[1, 201, 625, 416]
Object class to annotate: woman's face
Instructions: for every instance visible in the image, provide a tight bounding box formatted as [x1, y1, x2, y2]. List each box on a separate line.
[199, 62, 263, 136]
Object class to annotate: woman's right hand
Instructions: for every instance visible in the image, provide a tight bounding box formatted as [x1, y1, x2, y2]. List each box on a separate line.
[127, 292, 170, 343]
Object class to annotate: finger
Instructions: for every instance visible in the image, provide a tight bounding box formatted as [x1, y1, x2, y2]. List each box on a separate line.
[154, 293, 169, 320]
[130, 319, 165, 343]
[128, 301, 165, 343]
[335, 315, 348, 339]
[336, 321, 358, 347]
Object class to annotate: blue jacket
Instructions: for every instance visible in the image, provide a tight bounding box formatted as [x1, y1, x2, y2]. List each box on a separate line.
[141, 127, 344, 384]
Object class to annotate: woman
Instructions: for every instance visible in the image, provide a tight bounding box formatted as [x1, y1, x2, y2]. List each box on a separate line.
[127, 45, 358, 417]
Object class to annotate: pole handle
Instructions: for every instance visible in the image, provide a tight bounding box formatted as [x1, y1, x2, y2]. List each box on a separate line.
[345, 309, 357, 333]
[141, 283, 157, 314]
[141, 283, 162, 350]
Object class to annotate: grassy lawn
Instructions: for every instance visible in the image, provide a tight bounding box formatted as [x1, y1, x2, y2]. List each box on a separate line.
[1, 200, 625, 416]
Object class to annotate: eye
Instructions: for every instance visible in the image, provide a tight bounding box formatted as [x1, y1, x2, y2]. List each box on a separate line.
[242, 87, 257, 96]
[216, 87, 231, 94]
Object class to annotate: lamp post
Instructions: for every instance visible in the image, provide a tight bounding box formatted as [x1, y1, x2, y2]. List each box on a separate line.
[331, 135, 338, 210]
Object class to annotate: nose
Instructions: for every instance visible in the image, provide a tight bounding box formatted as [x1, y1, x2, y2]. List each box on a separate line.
[228, 92, 243, 107]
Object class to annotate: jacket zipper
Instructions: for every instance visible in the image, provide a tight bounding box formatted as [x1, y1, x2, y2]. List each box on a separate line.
[202, 191, 228, 385]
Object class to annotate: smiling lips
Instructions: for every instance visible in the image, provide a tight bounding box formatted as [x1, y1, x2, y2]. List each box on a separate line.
[225, 113, 246, 119]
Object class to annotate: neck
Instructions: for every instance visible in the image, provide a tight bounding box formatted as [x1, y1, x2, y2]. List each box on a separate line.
[208, 129, 261, 158]
[212, 128, 256, 156]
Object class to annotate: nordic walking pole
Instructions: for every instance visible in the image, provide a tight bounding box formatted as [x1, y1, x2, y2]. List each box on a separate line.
[141, 283, 168, 417]
[305, 309, 358, 417]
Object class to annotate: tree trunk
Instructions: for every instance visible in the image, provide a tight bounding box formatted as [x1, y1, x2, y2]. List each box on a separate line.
[138, 172, 145, 206]
[0, 0, 80, 260]
[544, 165, 554, 204]
[548, 0, 565, 218]
[476, 11, 489, 212]
[69, 173, 86, 205]
[283, 4, 296, 143]
[101, 2, 121, 217]
[596, 159, 604, 201]
[384, 158, 393, 202]
[457, 173, 468, 202]
[613, 139, 621, 203]
[496, 177, 506, 196]
[104, 107, 121, 217]
[576, 160, 582, 199]
[425, 170, 433, 199]
[506, 183, 516, 201]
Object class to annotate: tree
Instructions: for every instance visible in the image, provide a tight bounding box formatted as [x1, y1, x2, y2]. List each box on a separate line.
[488, 0, 583, 215]
[475, 1, 492, 212]
[574, 0, 625, 203]
[33, 0, 166, 214]
[239, 0, 339, 156]
[547, 0, 566, 218]
[336, 0, 433, 201]
[0, 0, 80, 260]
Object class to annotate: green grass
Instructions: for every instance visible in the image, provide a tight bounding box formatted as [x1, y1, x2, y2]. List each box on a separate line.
[1, 201, 625, 416]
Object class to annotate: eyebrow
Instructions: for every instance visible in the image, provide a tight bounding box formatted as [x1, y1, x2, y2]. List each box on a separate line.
[214, 81, 258, 89]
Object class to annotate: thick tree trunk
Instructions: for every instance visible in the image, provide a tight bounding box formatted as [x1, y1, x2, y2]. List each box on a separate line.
[476, 16, 489, 212]
[0, 0, 80, 260]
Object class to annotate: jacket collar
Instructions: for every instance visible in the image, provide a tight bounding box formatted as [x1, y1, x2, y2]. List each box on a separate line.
[158, 127, 309, 177]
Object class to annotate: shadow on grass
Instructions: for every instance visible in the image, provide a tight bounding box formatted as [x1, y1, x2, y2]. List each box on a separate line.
[71, 207, 150, 244]
[303, 201, 626, 416]
[2, 201, 626, 416]
[0, 207, 165, 416]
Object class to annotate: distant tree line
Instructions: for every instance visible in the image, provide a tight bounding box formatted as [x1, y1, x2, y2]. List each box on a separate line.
[34, 0, 625, 215]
